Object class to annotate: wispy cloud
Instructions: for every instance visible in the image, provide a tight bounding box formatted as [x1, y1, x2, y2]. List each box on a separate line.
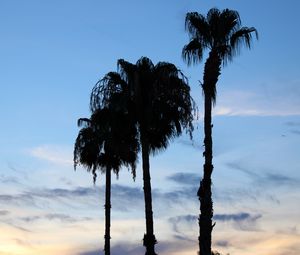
[168, 212, 262, 237]
[285, 121, 300, 127]
[0, 185, 141, 212]
[28, 145, 72, 166]
[0, 193, 35, 206]
[12, 238, 32, 247]
[0, 186, 99, 210]
[214, 239, 230, 248]
[0, 175, 21, 185]
[168, 214, 197, 237]
[290, 130, 300, 135]
[167, 172, 200, 186]
[285, 121, 300, 135]
[1, 220, 32, 233]
[213, 79, 300, 116]
[78, 239, 196, 255]
[214, 212, 261, 222]
[176, 139, 203, 150]
[19, 213, 92, 223]
[0, 210, 10, 216]
[214, 212, 262, 231]
[227, 162, 299, 188]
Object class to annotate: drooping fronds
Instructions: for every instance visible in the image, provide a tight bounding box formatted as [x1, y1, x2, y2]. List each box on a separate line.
[182, 39, 205, 66]
[74, 125, 101, 183]
[90, 71, 128, 112]
[230, 27, 258, 58]
[74, 107, 139, 183]
[89, 57, 196, 155]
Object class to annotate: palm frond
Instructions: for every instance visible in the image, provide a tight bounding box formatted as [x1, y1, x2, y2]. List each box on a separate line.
[77, 118, 90, 127]
[182, 39, 205, 65]
[74, 126, 102, 182]
[90, 72, 126, 112]
[136, 57, 154, 71]
[219, 9, 241, 39]
[230, 27, 258, 54]
[206, 8, 221, 42]
[88, 57, 195, 161]
[74, 107, 139, 183]
[185, 12, 210, 42]
[117, 59, 136, 83]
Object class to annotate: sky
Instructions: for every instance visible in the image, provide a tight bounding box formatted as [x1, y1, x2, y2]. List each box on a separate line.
[0, 0, 300, 255]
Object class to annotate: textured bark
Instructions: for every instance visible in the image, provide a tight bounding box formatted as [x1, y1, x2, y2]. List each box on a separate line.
[104, 167, 111, 255]
[141, 137, 157, 255]
[198, 50, 221, 255]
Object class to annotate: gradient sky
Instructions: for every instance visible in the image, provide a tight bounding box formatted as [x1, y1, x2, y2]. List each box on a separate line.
[0, 1, 300, 255]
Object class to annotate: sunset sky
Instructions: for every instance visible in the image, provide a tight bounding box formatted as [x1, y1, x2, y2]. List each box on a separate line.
[0, 1, 300, 255]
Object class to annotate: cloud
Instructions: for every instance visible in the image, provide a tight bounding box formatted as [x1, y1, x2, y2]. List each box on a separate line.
[0, 175, 20, 185]
[12, 238, 32, 247]
[78, 243, 143, 255]
[0, 184, 142, 212]
[214, 212, 262, 231]
[276, 247, 300, 255]
[290, 129, 300, 135]
[0, 210, 10, 216]
[79, 250, 101, 255]
[27, 186, 97, 201]
[169, 214, 197, 234]
[214, 187, 260, 205]
[214, 212, 261, 222]
[1, 221, 32, 233]
[276, 226, 298, 235]
[78, 239, 196, 255]
[213, 79, 300, 116]
[214, 239, 230, 248]
[111, 184, 144, 211]
[0, 194, 35, 206]
[265, 173, 298, 186]
[155, 186, 197, 205]
[285, 121, 300, 127]
[167, 172, 200, 186]
[168, 212, 261, 238]
[285, 122, 300, 135]
[114, 183, 196, 212]
[20, 213, 92, 223]
[176, 139, 203, 150]
[232, 232, 300, 255]
[227, 162, 299, 188]
[0, 186, 99, 210]
[28, 145, 72, 166]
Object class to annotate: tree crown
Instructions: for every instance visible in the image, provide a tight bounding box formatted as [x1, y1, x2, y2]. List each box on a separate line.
[182, 8, 258, 65]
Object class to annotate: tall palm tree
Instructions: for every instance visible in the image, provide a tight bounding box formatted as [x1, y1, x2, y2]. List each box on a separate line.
[90, 57, 195, 255]
[74, 106, 139, 255]
[182, 8, 258, 255]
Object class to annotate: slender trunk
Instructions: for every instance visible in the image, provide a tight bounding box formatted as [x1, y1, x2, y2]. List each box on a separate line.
[141, 136, 157, 255]
[198, 50, 221, 255]
[198, 93, 213, 255]
[104, 167, 111, 255]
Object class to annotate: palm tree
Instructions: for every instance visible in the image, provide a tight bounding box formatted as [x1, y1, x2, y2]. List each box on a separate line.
[182, 8, 258, 255]
[74, 106, 139, 255]
[90, 57, 195, 255]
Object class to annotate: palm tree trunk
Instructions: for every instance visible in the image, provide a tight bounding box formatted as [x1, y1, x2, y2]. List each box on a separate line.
[141, 136, 157, 255]
[198, 50, 221, 255]
[104, 167, 111, 255]
[198, 93, 213, 255]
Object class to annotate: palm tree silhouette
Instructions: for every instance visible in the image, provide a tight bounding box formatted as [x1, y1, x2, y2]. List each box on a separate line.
[90, 57, 195, 255]
[74, 106, 139, 255]
[182, 8, 258, 255]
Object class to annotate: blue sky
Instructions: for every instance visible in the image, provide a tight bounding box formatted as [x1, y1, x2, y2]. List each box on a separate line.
[0, 1, 300, 255]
